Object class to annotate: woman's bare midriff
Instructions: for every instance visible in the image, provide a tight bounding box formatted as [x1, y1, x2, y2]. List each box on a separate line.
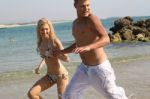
[45, 58, 67, 74]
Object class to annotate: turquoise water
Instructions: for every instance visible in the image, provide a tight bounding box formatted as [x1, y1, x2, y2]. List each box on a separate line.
[0, 17, 150, 73]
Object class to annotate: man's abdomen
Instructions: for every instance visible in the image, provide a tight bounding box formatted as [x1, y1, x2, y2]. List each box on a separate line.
[80, 48, 108, 66]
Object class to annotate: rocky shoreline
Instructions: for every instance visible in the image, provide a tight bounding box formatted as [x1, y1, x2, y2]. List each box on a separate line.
[109, 16, 150, 42]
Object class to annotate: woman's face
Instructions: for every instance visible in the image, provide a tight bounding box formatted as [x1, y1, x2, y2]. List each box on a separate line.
[39, 24, 50, 39]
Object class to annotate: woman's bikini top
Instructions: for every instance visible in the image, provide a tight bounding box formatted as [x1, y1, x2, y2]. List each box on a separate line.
[40, 41, 55, 58]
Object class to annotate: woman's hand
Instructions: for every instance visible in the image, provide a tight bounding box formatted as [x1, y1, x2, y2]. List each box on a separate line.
[33, 67, 40, 74]
[53, 49, 70, 62]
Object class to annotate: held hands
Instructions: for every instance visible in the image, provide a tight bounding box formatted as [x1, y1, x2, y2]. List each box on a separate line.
[53, 49, 70, 62]
[53, 49, 62, 58]
[72, 46, 90, 54]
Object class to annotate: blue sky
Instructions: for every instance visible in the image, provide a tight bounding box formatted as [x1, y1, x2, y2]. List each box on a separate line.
[0, 0, 150, 24]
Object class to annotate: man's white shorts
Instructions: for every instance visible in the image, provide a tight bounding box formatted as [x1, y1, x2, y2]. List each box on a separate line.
[62, 60, 128, 99]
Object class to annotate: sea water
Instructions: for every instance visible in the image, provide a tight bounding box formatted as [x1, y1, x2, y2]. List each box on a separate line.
[0, 17, 150, 73]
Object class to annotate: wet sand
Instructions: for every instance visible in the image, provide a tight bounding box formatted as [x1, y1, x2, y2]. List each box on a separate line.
[0, 58, 150, 99]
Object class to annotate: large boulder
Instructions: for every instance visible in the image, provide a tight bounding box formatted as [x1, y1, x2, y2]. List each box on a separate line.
[109, 33, 122, 42]
[109, 16, 150, 42]
[132, 26, 146, 35]
[145, 19, 150, 31]
[136, 34, 146, 42]
[120, 29, 134, 40]
[114, 18, 132, 30]
[134, 20, 146, 28]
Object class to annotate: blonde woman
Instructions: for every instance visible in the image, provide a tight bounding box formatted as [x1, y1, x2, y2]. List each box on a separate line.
[27, 18, 69, 99]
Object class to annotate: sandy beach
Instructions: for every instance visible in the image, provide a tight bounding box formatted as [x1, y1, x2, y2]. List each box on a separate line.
[0, 57, 150, 99]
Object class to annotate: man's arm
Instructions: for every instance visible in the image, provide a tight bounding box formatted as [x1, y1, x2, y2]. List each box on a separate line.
[87, 15, 110, 49]
[54, 38, 70, 62]
[53, 42, 77, 57]
[61, 43, 77, 54]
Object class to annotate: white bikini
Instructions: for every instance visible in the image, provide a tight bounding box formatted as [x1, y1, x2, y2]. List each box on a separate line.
[40, 40, 55, 58]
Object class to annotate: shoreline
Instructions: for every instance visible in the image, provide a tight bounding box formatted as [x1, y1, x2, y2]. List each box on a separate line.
[0, 57, 150, 99]
[1, 54, 150, 74]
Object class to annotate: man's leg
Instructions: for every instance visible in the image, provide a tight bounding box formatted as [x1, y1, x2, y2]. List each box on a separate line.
[62, 64, 89, 99]
[90, 60, 128, 99]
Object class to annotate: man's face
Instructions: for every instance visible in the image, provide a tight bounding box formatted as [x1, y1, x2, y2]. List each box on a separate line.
[75, 0, 91, 17]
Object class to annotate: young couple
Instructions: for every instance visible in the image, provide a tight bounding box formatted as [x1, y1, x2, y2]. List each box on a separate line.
[28, 0, 128, 99]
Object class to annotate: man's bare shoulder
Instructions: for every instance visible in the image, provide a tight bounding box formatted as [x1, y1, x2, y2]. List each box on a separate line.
[88, 14, 97, 19]
[87, 14, 101, 24]
[73, 19, 78, 25]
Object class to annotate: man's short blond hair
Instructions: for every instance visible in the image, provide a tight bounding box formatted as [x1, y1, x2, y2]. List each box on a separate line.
[74, 0, 89, 5]
[74, 0, 78, 5]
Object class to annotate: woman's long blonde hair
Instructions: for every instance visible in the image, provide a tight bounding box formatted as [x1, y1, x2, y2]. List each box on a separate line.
[36, 18, 57, 51]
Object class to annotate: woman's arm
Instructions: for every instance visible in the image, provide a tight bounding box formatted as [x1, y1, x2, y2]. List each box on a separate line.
[33, 58, 45, 74]
[54, 38, 70, 62]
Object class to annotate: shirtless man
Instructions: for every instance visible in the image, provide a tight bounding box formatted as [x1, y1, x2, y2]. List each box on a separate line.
[55, 0, 128, 98]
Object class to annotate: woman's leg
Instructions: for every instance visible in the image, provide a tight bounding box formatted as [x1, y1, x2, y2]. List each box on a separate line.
[57, 75, 69, 99]
[27, 75, 55, 99]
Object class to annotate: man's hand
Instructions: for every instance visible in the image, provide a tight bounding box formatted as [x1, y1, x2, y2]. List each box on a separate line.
[72, 46, 90, 54]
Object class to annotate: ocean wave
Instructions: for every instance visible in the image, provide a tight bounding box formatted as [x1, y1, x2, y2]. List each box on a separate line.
[62, 40, 74, 46]
[52, 20, 72, 24]
[0, 24, 35, 29]
[0, 21, 71, 29]
[0, 62, 79, 81]
[1, 54, 150, 81]
[110, 54, 150, 63]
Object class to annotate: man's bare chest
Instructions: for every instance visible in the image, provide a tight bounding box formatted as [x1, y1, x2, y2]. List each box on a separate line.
[73, 23, 91, 37]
